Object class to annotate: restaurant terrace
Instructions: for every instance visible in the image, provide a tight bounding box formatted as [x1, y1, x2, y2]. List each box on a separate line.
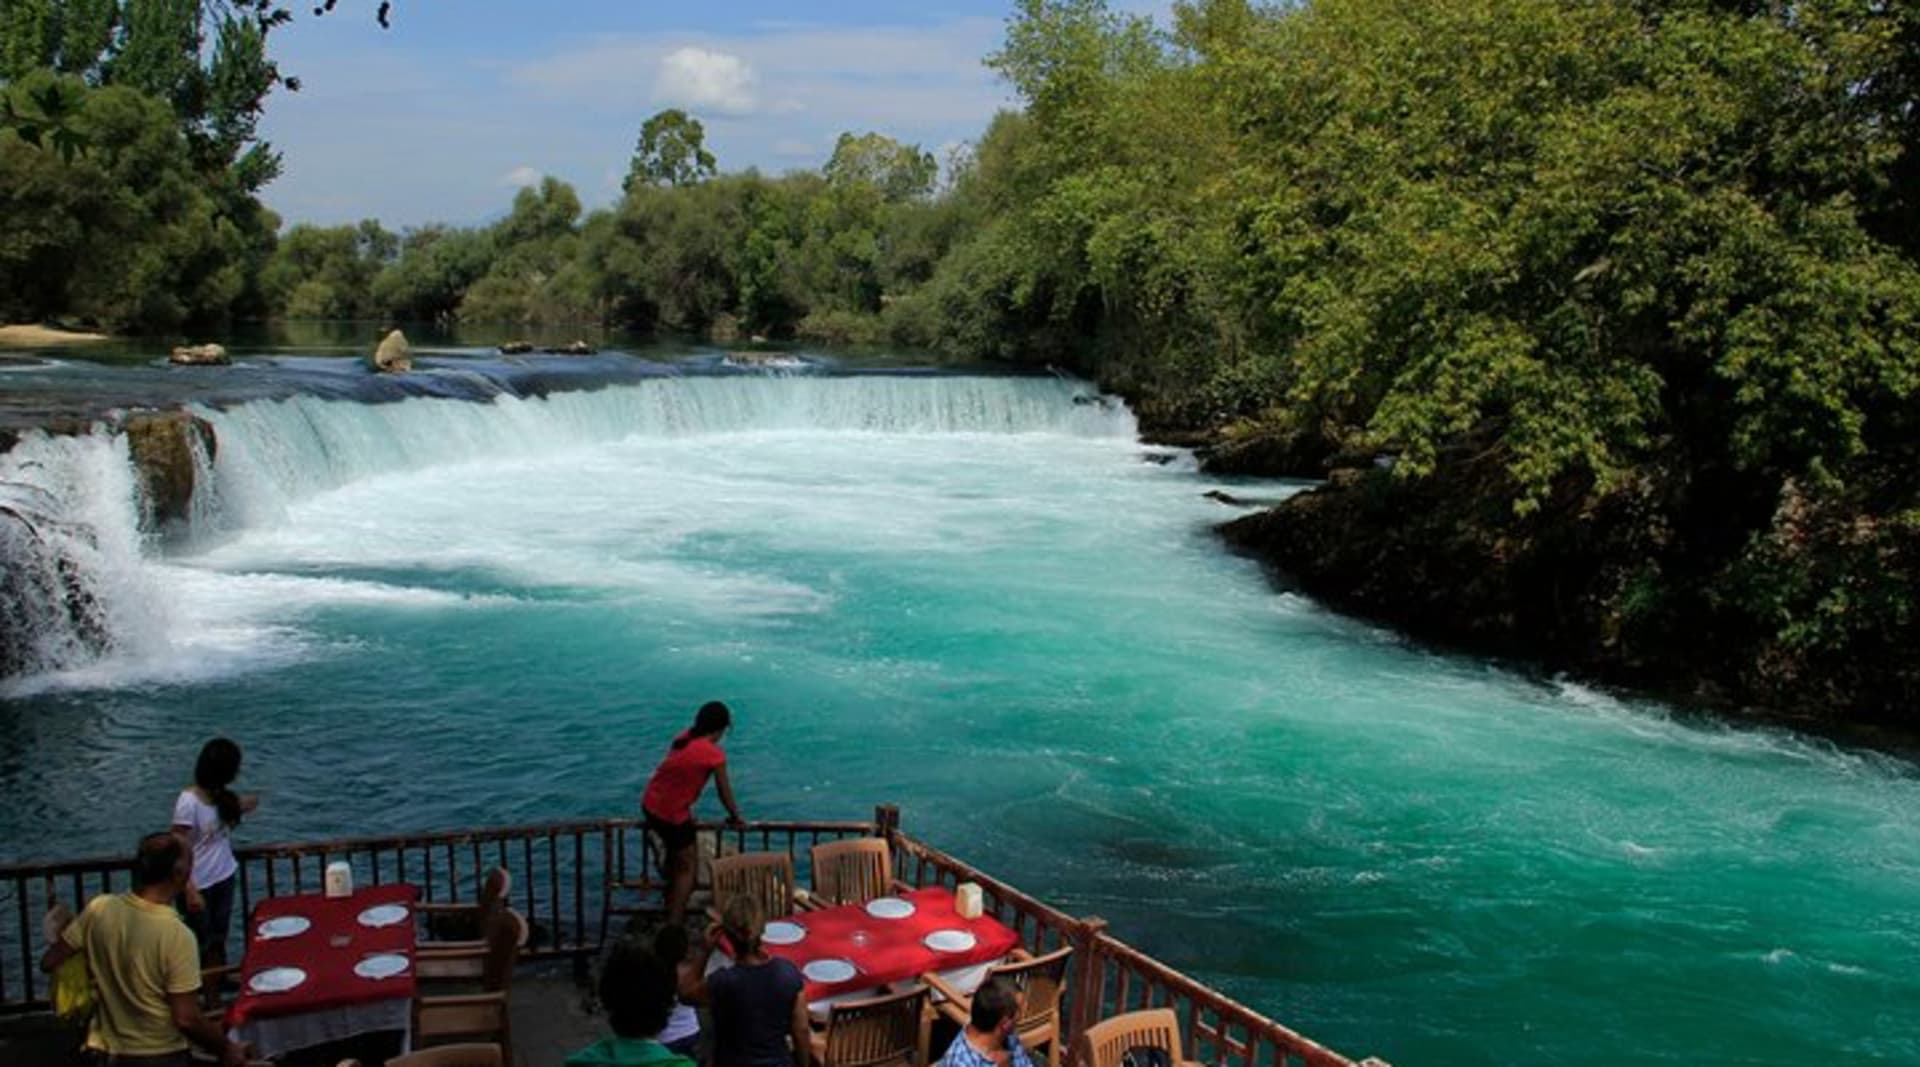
[0, 808, 1389, 1067]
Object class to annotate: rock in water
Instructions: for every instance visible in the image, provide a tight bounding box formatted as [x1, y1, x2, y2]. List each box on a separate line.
[540, 340, 595, 355]
[498, 341, 534, 355]
[123, 411, 216, 530]
[371, 329, 412, 373]
[169, 343, 228, 366]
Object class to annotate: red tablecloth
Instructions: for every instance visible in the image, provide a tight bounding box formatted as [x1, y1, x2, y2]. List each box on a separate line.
[228, 884, 419, 1027]
[768, 886, 1020, 1002]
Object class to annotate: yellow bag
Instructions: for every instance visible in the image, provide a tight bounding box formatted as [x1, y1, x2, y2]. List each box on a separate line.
[44, 901, 92, 1024]
[51, 952, 92, 1022]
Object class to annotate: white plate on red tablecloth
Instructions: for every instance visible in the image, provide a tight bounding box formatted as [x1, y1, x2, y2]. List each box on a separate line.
[247, 967, 307, 994]
[864, 897, 915, 919]
[923, 929, 977, 953]
[256, 916, 310, 940]
[354, 953, 411, 980]
[357, 903, 409, 928]
[763, 921, 807, 946]
[802, 958, 858, 983]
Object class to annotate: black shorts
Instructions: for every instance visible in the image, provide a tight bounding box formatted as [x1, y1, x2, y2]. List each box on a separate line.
[645, 811, 697, 855]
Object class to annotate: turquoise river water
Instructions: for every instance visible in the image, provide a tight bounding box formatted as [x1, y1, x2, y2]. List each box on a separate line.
[0, 353, 1915, 1065]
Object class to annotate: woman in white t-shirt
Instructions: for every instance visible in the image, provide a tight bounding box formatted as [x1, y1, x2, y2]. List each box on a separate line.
[171, 738, 258, 966]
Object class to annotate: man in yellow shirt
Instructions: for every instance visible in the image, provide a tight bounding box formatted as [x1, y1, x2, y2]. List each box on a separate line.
[42, 832, 250, 1067]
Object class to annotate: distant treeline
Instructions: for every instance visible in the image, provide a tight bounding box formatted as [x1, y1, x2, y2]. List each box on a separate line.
[6, 0, 1919, 720]
[251, 124, 971, 350]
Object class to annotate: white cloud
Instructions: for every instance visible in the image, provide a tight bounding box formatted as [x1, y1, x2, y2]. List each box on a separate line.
[500, 165, 544, 188]
[654, 46, 758, 115]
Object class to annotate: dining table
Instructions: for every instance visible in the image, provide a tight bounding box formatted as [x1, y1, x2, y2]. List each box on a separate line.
[726, 885, 1023, 1015]
[226, 883, 420, 1059]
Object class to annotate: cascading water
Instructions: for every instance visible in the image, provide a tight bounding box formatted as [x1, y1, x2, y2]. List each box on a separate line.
[0, 430, 165, 681]
[199, 375, 1134, 529]
[0, 375, 1134, 690]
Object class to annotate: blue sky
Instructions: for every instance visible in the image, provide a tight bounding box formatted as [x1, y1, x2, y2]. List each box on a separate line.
[254, 1, 1165, 229]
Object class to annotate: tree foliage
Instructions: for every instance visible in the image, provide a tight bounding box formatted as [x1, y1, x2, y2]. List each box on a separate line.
[0, 0, 289, 329]
[625, 108, 716, 191]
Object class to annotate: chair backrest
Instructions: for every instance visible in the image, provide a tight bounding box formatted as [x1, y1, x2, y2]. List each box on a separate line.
[387, 1045, 505, 1067]
[811, 838, 893, 906]
[1072, 1008, 1185, 1067]
[822, 984, 930, 1067]
[481, 908, 526, 992]
[989, 946, 1073, 1042]
[478, 867, 511, 920]
[711, 851, 797, 922]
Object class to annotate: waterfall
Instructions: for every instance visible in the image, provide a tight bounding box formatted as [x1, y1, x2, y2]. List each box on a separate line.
[0, 431, 165, 682]
[0, 374, 1137, 687]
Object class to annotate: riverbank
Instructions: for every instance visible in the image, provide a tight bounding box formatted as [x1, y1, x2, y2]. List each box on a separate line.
[1209, 441, 1920, 742]
[0, 324, 109, 347]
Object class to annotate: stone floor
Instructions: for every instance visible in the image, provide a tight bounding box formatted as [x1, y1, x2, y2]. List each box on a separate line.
[508, 962, 605, 1066]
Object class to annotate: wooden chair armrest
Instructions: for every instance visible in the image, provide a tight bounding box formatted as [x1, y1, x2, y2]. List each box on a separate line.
[1008, 947, 1034, 963]
[418, 991, 506, 1008]
[417, 940, 486, 956]
[919, 970, 972, 1025]
[933, 999, 968, 1028]
[792, 892, 826, 912]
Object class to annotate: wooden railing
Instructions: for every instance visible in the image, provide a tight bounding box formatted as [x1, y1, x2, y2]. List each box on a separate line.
[0, 808, 1387, 1066]
[883, 815, 1379, 1067]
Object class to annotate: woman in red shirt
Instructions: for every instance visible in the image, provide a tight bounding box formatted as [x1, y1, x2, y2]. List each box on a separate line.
[643, 701, 745, 922]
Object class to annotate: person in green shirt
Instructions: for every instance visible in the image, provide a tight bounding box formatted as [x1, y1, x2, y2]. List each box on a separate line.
[567, 938, 699, 1067]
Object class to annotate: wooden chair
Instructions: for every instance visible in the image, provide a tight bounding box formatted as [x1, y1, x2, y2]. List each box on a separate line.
[810, 838, 895, 906]
[418, 867, 512, 952]
[413, 909, 521, 1059]
[809, 984, 931, 1067]
[387, 1045, 506, 1067]
[710, 851, 803, 922]
[924, 946, 1073, 1062]
[1069, 1008, 1201, 1067]
[418, 882, 529, 982]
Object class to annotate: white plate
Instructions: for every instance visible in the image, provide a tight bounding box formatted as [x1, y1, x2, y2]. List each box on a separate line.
[354, 953, 411, 980]
[256, 915, 310, 940]
[923, 929, 977, 953]
[247, 967, 307, 994]
[763, 921, 807, 946]
[864, 896, 915, 920]
[357, 903, 409, 928]
[802, 958, 857, 984]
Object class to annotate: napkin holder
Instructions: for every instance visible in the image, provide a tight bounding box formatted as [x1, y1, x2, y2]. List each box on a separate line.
[955, 881, 983, 920]
[324, 861, 353, 899]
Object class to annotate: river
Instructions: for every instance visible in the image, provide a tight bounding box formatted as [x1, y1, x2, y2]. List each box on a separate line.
[0, 340, 1915, 1064]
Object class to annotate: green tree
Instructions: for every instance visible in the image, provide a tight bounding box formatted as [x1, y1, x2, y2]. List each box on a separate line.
[823, 131, 937, 202]
[624, 108, 715, 191]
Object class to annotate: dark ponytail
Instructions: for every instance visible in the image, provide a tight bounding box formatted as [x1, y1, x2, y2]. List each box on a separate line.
[194, 738, 244, 827]
[671, 701, 731, 751]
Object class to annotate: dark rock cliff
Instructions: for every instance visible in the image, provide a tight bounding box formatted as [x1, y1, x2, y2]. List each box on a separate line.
[1218, 450, 1920, 733]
